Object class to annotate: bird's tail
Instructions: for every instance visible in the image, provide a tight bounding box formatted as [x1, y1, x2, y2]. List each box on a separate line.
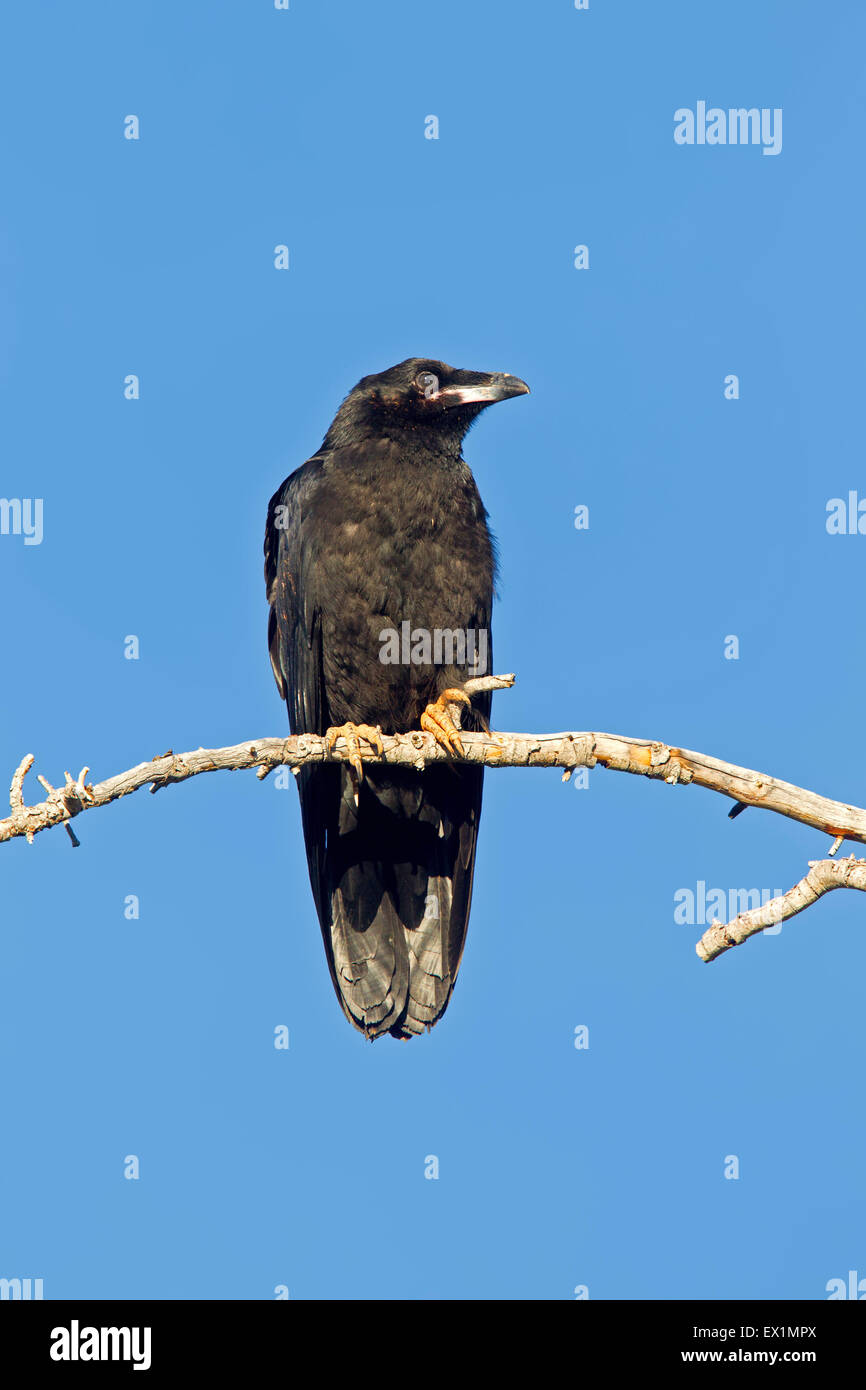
[298, 763, 483, 1039]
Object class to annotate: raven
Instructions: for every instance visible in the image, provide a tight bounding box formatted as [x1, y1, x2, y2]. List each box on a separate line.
[265, 358, 529, 1038]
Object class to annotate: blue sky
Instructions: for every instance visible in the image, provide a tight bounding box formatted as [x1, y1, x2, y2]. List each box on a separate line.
[0, 0, 864, 1300]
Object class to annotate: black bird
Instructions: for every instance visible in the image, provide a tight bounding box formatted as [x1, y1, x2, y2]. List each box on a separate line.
[264, 358, 529, 1039]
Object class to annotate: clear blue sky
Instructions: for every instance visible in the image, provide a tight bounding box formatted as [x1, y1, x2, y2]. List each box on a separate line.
[1, 0, 863, 1300]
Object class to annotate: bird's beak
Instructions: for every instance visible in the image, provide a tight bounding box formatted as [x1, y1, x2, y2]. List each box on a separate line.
[436, 371, 530, 409]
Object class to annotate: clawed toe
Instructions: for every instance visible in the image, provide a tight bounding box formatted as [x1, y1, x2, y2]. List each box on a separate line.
[420, 688, 472, 757]
[324, 722, 384, 779]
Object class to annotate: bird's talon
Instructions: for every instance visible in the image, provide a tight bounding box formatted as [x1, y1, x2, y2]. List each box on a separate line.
[420, 688, 472, 757]
[324, 723, 384, 780]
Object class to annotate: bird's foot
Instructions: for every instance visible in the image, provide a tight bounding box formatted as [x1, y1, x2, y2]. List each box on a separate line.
[420, 688, 472, 757]
[324, 722, 384, 780]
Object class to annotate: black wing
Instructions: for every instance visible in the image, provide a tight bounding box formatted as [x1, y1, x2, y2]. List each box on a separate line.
[265, 458, 327, 733]
[265, 457, 336, 941]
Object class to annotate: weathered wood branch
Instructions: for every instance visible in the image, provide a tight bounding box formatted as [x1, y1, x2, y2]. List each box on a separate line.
[696, 857, 866, 961]
[3, 671, 864, 964]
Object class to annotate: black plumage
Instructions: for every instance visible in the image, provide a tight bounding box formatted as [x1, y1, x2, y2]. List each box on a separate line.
[264, 358, 529, 1038]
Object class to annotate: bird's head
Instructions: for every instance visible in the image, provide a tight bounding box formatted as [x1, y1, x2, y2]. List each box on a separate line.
[323, 358, 530, 453]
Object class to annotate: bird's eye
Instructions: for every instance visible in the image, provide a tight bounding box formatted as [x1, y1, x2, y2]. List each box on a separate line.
[416, 371, 439, 398]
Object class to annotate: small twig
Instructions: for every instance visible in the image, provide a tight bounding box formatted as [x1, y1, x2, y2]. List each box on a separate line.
[10, 754, 34, 811]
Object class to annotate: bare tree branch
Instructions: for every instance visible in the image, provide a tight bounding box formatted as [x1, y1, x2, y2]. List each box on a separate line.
[3, 669, 864, 963]
[696, 857, 866, 961]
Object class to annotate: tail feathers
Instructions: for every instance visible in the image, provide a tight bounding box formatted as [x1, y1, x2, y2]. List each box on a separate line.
[329, 870, 455, 1039]
[403, 875, 454, 1026]
[300, 764, 482, 1040]
[329, 876, 409, 1033]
